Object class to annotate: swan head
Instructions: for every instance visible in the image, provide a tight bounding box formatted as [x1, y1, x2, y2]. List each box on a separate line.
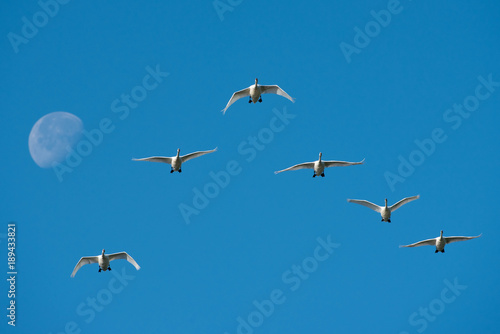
[102, 249, 105, 255]
[384, 198, 388, 206]
[319, 152, 322, 159]
[440, 230, 443, 237]
[176, 148, 180, 155]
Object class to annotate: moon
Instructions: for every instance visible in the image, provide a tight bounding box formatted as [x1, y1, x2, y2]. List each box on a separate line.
[29, 112, 83, 168]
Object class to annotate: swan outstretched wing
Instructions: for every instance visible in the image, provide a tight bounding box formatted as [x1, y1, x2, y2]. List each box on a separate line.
[71, 256, 99, 277]
[399, 238, 437, 248]
[445, 234, 482, 244]
[275, 162, 315, 174]
[132, 156, 173, 164]
[390, 195, 420, 211]
[181, 148, 218, 163]
[347, 199, 382, 213]
[222, 88, 251, 114]
[323, 159, 364, 168]
[260, 85, 295, 103]
[108, 252, 141, 270]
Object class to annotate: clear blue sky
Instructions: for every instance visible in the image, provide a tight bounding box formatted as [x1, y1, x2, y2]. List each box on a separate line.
[1, 0, 500, 333]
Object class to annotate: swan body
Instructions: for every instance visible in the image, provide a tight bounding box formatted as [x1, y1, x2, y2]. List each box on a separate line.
[222, 78, 294, 114]
[347, 195, 419, 222]
[132, 148, 217, 173]
[400, 230, 481, 253]
[71, 249, 140, 277]
[275, 152, 364, 177]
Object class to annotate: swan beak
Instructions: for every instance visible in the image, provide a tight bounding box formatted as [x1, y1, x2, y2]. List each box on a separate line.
[319, 152, 322, 158]
[255, 78, 258, 84]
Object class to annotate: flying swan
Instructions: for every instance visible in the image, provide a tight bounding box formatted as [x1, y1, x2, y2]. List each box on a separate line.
[400, 230, 481, 253]
[132, 148, 217, 173]
[71, 249, 140, 277]
[347, 195, 419, 222]
[222, 78, 294, 114]
[274, 152, 364, 177]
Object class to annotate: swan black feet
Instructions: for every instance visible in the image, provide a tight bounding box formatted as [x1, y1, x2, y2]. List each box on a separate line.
[98, 267, 102, 272]
[108, 266, 112, 271]
[435, 250, 439, 253]
[170, 169, 174, 173]
[321, 173, 325, 177]
[388, 219, 391, 223]
[248, 98, 252, 103]
[258, 97, 262, 102]
[312, 174, 316, 178]
[179, 169, 182, 173]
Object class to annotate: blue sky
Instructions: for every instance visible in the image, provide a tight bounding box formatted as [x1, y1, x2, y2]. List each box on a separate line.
[1, 0, 500, 333]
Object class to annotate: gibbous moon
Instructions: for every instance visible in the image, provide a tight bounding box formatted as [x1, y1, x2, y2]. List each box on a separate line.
[29, 112, 83, 168]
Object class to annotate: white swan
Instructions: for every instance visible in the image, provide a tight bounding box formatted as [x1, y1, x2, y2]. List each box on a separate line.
[71, 249, 140, 277]
[347, 195, 419, 222]
[132, 148, 217, 173]
[400, 230, 481, 253]
[222, 78, 294, 114]
[274, 152, 364, 177]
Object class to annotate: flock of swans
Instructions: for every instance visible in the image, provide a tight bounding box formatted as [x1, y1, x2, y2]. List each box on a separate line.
[71, 78, 480, 277]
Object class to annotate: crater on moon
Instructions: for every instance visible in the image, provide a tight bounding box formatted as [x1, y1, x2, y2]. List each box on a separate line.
[28, 112, 83, 168]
